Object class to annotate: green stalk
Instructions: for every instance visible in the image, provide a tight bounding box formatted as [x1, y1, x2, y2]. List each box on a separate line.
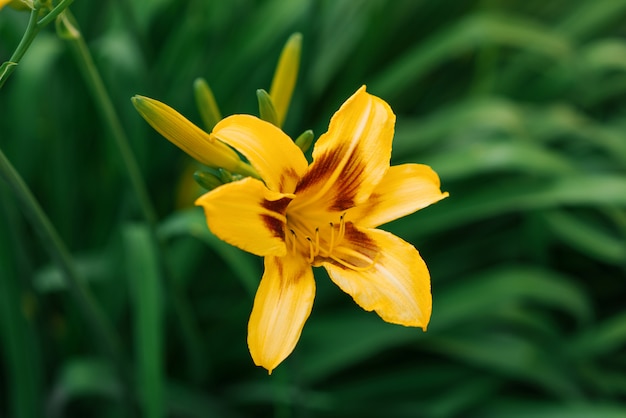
[63, 10, 157, 225]
[0, 6, 40, 89]
[0, 147, 125, 377]
[37, 0, 76, 27]
[0, 0, 75, 89]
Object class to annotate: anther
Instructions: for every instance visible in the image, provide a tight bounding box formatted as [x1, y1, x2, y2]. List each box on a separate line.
[314, 228, 320, 257]
[338, 214, 346, 241]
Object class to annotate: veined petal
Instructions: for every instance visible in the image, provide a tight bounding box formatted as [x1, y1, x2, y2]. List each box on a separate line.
[212, 115, 308, 193]
[248, 255, 315, 374]
[323, 227, 431, 328]
[349, 164, 449, 228]
[195, 177, 292, 257]
[294, 86, 395, 212]
[131, 96, 255, 176]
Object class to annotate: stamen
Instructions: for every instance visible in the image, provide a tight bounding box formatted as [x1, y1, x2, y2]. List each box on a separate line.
[330, 252, 380, 272]
[286, 213, 350, 263]
[314, 228, 320, 257]
[338, 214, 346, 242]
[289, 229, 297, 254]
[306, 237, 315, 263]
[328, 222, 335, 253]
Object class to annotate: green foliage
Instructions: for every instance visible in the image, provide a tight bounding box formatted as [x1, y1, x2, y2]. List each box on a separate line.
[1, 0, 625, 417]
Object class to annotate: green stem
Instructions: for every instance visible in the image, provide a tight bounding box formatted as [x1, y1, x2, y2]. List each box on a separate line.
[37, 0, 75, 27]
[64, 10, 157, 225]
[0, 147, 125, 379]
[0, 0, 76, 89]
[0, 7, 40, 89]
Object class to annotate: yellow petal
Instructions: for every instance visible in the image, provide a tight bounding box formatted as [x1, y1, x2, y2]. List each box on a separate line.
[212, 115, 308, 192]
[195, 177, 293, 257]
[248, 255, 315, 374]
[349, 164, 449, 228]
[323, 227, 431, 328]
[295, 86, 395, 212]
[132, 96, 256, 177]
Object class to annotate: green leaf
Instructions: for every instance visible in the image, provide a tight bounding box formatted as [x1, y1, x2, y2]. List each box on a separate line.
[33, 251, 114, 292]
[557, 0, 626, 40]
[372, 12, 571, 97]
[418, 175, 626, 235]
[0, 200, 42, 418]
[298, 312, 421, 382]
[479, 401, 626, 418]
[571, 311, 626, 358]
[166, 382, 243, 418]
[423, 333, 581, 398]
[423, 139, 575, 180]
[432, 266, 592, 330]
[158, 208, 261, 298]
[48, 358, 122, 416]
[393, 97, 524, 157]
[123, 224, 164, 418]
[540, 210, 626, 265]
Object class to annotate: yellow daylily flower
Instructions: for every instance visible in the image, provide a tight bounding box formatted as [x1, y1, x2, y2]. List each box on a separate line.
[194, 86, 449, 373]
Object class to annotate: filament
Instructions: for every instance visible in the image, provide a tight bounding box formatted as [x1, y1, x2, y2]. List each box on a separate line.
[287, 212, 374, 270]
[330, 251, 379, 272]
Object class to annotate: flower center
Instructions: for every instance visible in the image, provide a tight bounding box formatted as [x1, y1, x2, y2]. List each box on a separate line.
[285, 211, 377, 271]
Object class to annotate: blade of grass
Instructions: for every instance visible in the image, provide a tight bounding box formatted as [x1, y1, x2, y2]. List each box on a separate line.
[370, 12, 570, 98]
[423, 333, 581, 399]
[556, 0, 626, 41]
[415, 175, 626, 236]
[420, 139, 576, 180]
[479, 401, 626, 418]
[123, 223, 165, 418]
[47, 358, 122, 418]
[540, 210, 626, 265]
[571, 311, 626, 358]
[498, 0, 626, 92]
[0, 147, 127, 389]
[62, 9, 156, 225]
[158, 208, 261, 298]
[298, 312, 421, 383]
[0, 196, 41, 418]
[431, 266, 591, 330]
[393, 97, 524, 157]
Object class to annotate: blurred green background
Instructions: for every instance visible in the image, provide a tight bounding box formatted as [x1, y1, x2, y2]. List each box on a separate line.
[2, 1, 626, 417]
